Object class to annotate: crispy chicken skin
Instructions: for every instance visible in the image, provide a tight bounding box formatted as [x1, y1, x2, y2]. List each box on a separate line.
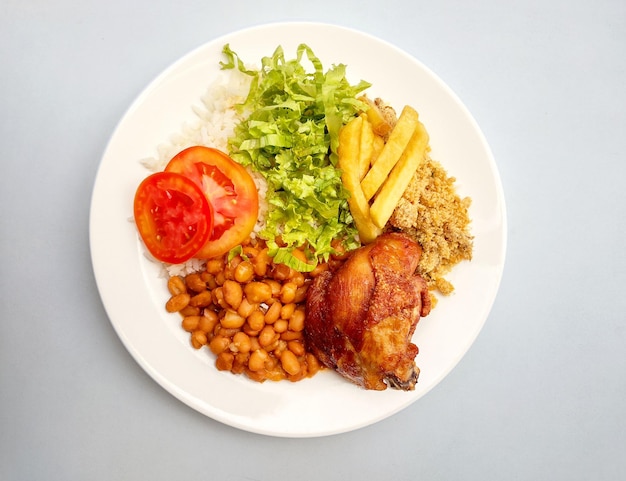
[305, 233, 431, 390]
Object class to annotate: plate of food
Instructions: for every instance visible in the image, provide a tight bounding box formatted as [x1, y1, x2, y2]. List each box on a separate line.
[90, 22, 506, 437]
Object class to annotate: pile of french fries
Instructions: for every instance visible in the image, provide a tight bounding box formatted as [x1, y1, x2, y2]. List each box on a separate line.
[338, 97, 430, 243]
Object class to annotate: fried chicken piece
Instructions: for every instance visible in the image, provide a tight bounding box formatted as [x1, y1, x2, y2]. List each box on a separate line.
[305, 233, 431, 390]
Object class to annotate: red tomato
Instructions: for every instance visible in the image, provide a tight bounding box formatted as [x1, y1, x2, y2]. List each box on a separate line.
[133, 171, 213, 264]
[165, 146, 259, 259]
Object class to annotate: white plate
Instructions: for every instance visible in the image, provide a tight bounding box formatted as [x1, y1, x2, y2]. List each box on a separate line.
[90, 22, 506, 437]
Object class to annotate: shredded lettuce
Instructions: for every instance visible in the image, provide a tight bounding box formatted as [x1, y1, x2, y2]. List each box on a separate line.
[221, 44, 370, 270]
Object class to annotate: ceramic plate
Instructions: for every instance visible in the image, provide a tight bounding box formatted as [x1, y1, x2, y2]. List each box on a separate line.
[90, 22, 506, 437]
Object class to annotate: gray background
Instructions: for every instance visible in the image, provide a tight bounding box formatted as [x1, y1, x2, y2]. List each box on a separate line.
[2, 0, 624, 480]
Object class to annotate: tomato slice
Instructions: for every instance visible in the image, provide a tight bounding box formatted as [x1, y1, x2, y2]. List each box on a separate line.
[165, 146, 259, 259]
[133, 171, 213, 264]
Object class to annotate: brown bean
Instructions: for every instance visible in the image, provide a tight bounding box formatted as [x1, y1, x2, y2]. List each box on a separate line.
[272, 263, 291, 281]
[237, 297, 256, 318]
[189, 290, 212, 308]
[179, 305, 200, 317]
[231, 332, 251, 354]
[209, 335, 230, 355]
[263, 339, 280, 353]
[280, 350, 301, 376]
[293, 286, 308, 304]
[259, 325, 277, 347]
[264, 301, 282, 324]
[181, 315, 201, 332]
[247, 309, 266, 332]
[248, 349, 268, 372]
[234, 261, 255, 283]
[201, 272, 218, 289]
[242, 325, 260, 337]
[290, 271, 306, 287]
[205, 258, 224, 275]
[223, 261, 237, 281]
[246, 368, 267, 382]
[265, 279, 281, 297]
[166, 293, 190, 313]
[244, 282, 272, 303]
[167, 276, 186, 296]
[253, 248, 270, 276]
[288, 308, 305, 332]
[232, 352, 249, 374]
[280, 330, 303, 341]
[241, 322, 259, 338]
[288, 340, 305, 356]
[204, 309, 219, 323]
[185, 273, 206, 292]
[199, 311, 218, 333]
[273, 319, 288, 334]
[249, 336, 261, 353]
[280, 282, 297, 304]
[309, 262, 329, 277]
[220, 309, 246, 329]
[222, 280, 243, 310]
[215, 352, 234, 371]
[190, 330, 208, 349]
[209, 287, 223, 309]
[280, 302, 296, 320]
[214, 271, 226, 286]
[306, 353, 321, 376]
[216, 327, 240, 338]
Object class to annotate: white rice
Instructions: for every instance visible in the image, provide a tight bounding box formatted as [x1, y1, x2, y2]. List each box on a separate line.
[140, 68, 252, 173]
[138, 67, 269, 278]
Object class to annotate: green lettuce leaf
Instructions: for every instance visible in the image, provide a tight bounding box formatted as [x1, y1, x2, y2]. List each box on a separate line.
[221, 43, 370, 269]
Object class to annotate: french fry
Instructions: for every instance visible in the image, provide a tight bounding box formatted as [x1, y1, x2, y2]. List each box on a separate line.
[358, 115, 375, 181]
[370, 134, 385, 166]
[343, 173, 382, 243]
[370, 119, 430, 229]
[360, 105, 420, 201]
[338, 115, 362, 161]
[360, 96, 393, 137]
[338, 116, 382, 243]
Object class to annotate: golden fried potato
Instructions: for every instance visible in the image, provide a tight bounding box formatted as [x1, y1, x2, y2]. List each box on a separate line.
[370, 134, 385, 166]
[360, 105, 420, 201]
[338, 117, 382, 243]
[358, 115, 375, 181]
[338, 115, 362, 161]
[360, 96, 394, 137]
[370, 119, 429, 229]
[343, 175, 382, 243]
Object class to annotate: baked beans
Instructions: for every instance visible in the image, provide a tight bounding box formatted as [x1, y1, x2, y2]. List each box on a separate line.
[165, 237, 329, 383]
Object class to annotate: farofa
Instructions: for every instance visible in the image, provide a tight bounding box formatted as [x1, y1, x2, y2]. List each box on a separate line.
[388, 154, 473, 296]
